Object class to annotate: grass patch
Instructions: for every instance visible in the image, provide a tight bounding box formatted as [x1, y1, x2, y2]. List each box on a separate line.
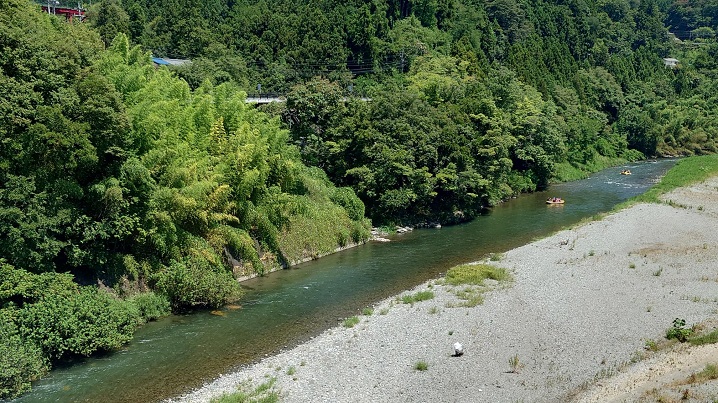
[362, 307, 374, 316]
[452, 287, 484, 307]
[690, 328, 718, 346]
[343, 316, 360, 328]
[644, 339, 659, 352]
[211, 378, 279, 403]
[400, 290, 435, 304]
[443, 263, 512, 307]
[687, 363, 718, 384]
[414, 361, 429, 371]
[489, 252, 504, 261]
[444, 264, 511, 286]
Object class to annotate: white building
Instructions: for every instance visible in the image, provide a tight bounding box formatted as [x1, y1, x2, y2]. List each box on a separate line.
[663, 57, 679, 68]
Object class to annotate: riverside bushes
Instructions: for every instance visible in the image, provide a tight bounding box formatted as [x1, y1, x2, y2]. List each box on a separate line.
[153, 256, 242, 310]
[0, 264, 163, 399]
[0, 315, 47, 399]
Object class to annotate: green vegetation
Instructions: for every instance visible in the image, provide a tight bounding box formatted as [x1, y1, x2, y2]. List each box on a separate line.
[210, 378, 280, 403]
[414, 360, 429, 371]
[343, 316, 360, 328]
[690, 329, 718, 346]
[444, 263, 512, 307]
[4, 0, 718, 398]
[81, 0, 718, 227]
[488, 253, 504, 262]
[361, 307, 374, 316]
[687, 364, 718, 384]
[451, 287, 485, 307]
[444, 264, 511, 286]
[666, 318, 693, 342]
[670, 363, 718, 392]
[635, 155, 718, 203]
[0, 264, 152, 398]
[400, 290, 435, 304]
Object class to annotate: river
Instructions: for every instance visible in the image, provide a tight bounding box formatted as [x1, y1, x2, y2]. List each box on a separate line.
[14, 159, 676, 403]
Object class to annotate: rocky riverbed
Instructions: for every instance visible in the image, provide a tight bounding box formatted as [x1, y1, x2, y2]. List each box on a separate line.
[171, 177, 718, 403]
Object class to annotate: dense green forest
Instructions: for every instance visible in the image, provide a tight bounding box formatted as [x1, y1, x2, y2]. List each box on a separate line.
[96, 0, 718, 222]
[2, 0, 718, 398]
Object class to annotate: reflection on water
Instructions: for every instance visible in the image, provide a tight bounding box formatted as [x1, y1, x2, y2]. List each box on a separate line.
[15, 160, 676, 403]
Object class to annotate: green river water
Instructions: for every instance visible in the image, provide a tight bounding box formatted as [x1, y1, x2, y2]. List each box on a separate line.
[13, 159, 676, 403]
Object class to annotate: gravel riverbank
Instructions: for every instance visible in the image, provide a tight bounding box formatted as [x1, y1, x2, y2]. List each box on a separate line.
[170, 177, 718, 403]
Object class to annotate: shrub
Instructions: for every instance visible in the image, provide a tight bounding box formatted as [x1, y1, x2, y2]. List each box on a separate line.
[18, 287, 141, 360]
[330, 187, 365, 221]
[666, 318, 693, 342]
[0, 313, 48, 400]
[128, 292, 171, 322]
[153, 256, 242, 310]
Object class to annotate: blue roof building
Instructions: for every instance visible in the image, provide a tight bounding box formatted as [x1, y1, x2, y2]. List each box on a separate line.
[152, 57, 191, 66]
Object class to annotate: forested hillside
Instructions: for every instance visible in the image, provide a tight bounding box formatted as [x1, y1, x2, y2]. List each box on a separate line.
[89, 0, 718, 223]
[2, 0, 718, 398]
[1, 0, 368, 398]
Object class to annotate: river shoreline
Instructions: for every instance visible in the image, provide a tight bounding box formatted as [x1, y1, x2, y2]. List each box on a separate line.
[172, 176, 718, 403]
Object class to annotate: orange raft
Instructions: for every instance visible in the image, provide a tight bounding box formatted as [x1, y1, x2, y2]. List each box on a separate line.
[546, 197, 565, 205]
